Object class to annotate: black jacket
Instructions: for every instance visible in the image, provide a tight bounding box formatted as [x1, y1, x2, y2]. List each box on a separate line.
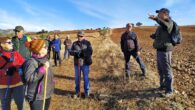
[23, 56, 54, 101]
[120, 31, 140, 53]
[70, 39, 93, 65]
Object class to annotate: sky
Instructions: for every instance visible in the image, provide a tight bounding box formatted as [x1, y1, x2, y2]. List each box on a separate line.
[0, 0, 195, 32]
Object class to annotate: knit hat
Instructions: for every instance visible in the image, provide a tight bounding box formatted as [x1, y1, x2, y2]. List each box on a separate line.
[26, 39, 45, 54]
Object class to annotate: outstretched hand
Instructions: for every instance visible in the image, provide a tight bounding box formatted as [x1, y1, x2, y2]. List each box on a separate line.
[148, 14, 157, 20]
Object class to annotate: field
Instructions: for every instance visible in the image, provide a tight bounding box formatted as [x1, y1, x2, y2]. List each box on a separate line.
[10, 26, 195, 110]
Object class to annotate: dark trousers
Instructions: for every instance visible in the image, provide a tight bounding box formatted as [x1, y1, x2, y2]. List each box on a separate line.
[124, 51, 146, 77]
[157, 51, 173, 93]
[0, 85, 25, 110]
[47, 50, 51, 60]
[29, 98, 51, 110]
[54, 51, 61, 66]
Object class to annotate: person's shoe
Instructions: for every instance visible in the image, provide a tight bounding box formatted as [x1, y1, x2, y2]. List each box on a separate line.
[165, 92, 173, 97]
[73, 94, 79, 99]
[140, 74, 146, 79]
[160, 92, 173, 98]
[158, 86, 166, 91]
[125, 73, 130, 78]
[84, 92, 90, 99]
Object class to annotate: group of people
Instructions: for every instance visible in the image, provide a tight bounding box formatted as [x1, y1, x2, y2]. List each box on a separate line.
[121, 8, 175, 96]
[46, 33, 73, 67]
[0, 24, 93, 110]
[0, 8, 176, 110]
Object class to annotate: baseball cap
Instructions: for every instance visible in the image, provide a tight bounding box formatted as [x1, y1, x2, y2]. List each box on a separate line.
[126, 23, 132, 28]
[13, 26, 24, 32]
[77, 31, 85, 37]
[156, 8, 170, 15]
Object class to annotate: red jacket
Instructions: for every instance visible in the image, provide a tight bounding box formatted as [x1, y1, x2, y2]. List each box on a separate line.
[0, 49, 25, 88]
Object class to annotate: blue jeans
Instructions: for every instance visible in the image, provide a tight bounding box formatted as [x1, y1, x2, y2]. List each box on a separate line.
[0, 85, 25, 110]
[124, 51, 146, 76]
[64, 48, 71, 59]
[157, 51, 173, 93]
[74, 65, 90, 95]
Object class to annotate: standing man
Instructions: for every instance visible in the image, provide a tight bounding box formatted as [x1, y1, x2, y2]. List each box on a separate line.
[12, 26, 31, 60]
[149, 8, 174, 96]
[63, 35, 72, 60]
[120, 23, 146, 79]
[52, 34, 61, 66]
[46, 35, 53, 60]
[70, 31, 93, 98]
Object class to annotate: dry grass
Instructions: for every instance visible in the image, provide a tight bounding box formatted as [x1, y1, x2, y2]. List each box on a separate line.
[4, 26, 195, 110]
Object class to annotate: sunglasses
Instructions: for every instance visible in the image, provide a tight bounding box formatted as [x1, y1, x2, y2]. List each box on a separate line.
[78, 35, 84, 38]
[5, 42, 13, 44]
[15, 30, 21, 33]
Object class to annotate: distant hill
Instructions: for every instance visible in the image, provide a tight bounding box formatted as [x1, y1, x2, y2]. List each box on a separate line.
[0, 29, 14, 35]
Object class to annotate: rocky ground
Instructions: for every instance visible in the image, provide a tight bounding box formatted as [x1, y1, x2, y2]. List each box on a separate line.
[8, 26, 195, 110]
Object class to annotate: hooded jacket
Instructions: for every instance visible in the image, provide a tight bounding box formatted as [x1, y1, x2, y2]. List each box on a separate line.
[23, 55, 54, 101]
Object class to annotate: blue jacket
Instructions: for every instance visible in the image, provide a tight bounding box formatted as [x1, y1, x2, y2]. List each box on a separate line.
[51, 39, 61, 52]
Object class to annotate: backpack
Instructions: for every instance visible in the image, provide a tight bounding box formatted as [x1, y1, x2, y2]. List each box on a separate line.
[170, 21, 182, 46]
[126, 32, 136, 51]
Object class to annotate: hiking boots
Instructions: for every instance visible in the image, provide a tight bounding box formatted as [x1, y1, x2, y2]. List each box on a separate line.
[158, 86, 166, 91]
[73, 94, 79, 99]
[84, 93, 90, 99]
[165, 92, 173, 97]
[160, 91, 174, 98]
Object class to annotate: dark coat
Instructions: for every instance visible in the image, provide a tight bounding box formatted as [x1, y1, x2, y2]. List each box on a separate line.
[70, 39, 93, 65]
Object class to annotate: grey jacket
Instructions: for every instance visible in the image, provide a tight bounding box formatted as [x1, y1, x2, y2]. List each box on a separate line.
[153, 17, 174, 51]
[23, 56, 54, 101]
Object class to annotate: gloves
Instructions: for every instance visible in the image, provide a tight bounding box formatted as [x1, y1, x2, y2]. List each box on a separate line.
[150, 34, 156, 39]
[78, 51, 84, 58]
[6, 67, 17, 76]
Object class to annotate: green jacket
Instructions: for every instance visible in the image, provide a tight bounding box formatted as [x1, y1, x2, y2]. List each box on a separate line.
[12, 35, 31, 60]
[153, 17, 174, 51]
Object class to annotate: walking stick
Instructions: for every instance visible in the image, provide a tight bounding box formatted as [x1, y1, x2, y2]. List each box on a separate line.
[3, 76, 11, 110]
[42, 69, 48, 110]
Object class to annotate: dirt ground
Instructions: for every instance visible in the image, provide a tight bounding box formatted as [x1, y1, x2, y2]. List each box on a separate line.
[8, 26, 195, 110]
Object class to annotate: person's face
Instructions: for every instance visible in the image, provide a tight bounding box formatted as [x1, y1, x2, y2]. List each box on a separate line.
[158, 12, 168, 20]
[0, 39, 13, 51]
[126, 25, 132, 32]
[78, 35, 84, 41]
[39, 44, 48, 56]
[54, 35, 58, 39]
[15, 30, 24, 39]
